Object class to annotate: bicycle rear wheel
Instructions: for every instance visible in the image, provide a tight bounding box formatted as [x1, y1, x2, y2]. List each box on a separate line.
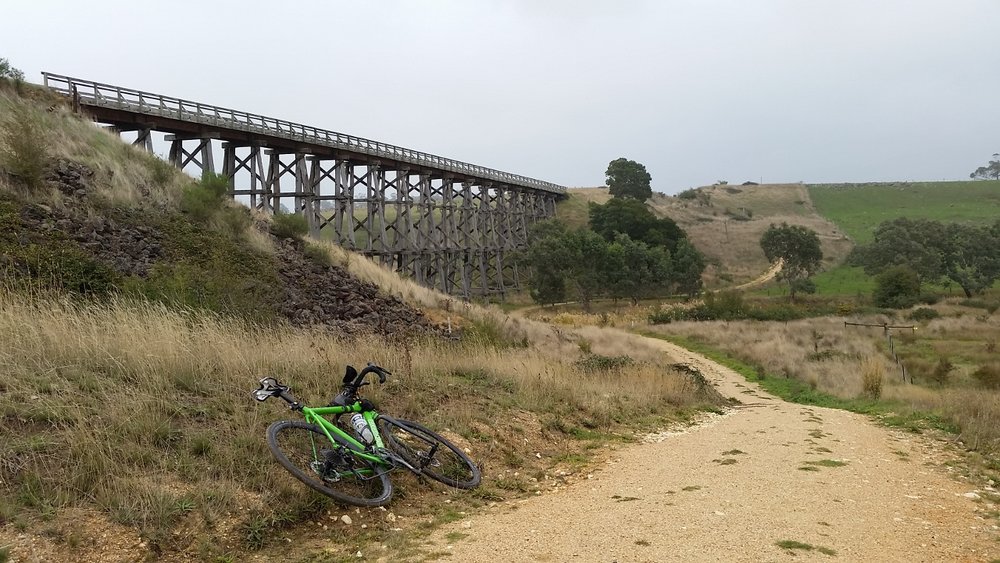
[377, 417, 481, 489]
[266, 420, 393, 507]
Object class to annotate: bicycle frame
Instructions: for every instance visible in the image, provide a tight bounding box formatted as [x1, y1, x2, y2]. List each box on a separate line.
[300, 404, 387, 466]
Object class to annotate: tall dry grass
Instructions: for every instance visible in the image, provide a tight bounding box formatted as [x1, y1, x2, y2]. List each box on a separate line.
[0, 287, 708, 547]
[647, 312, 1000, 454]
[0, 90, 188, 208]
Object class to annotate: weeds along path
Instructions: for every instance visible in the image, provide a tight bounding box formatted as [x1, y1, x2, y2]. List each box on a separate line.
[420, 337, 1000, 562]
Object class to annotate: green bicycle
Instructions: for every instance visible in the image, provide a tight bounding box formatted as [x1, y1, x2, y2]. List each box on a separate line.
[253, 363, 481, 507]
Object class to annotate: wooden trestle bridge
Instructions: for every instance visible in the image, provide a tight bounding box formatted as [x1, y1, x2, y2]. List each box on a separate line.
[42, 73, 566, 299]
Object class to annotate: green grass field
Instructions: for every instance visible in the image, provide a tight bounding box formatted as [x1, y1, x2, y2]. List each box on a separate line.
[807, 180, 1000, 243]
[810, 265, 875, 296]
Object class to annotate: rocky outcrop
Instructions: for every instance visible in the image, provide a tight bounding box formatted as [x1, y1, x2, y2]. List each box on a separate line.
[7, 159, 430, 336]
[274, 240, 427, 334]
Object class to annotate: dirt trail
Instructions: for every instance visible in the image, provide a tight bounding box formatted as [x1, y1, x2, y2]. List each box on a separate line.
[420, 339, 1000, 562]
[730, 257, 782, 291]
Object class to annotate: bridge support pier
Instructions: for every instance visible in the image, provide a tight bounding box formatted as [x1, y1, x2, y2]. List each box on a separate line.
[223, 142, 269, 211]
[167, 134, 217, 176]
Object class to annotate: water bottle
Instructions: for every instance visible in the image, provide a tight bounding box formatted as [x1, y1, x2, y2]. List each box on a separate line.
[350, 413, 374, 444]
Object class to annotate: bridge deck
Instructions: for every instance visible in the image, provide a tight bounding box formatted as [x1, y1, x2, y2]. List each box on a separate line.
[42, 72, 566, 195]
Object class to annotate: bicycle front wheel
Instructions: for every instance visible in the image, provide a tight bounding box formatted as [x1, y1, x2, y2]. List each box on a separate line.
[377, 417, 481, 489]
[266, 420, 393, 507]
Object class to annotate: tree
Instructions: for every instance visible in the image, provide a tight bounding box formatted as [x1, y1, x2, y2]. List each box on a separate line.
[523, 221, 573, 306]
[605, 234, 673, 305]
[873, 265, 921, 308]
[605, 158, 652, 201]
[760, 223, 823, 300]
[855, 218, 944, 283]
[0, 58, 25, 81]
[563, 229, 610, 311]
[970, 153, 1000, 180]
[522, 223, 610, 311]
[588, 198, 685, 252]
[857, 218, 1000, 298]
[672, 238, 705, 298]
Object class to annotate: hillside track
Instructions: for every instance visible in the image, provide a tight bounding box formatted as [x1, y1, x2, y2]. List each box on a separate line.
[420, 338, 1000, 562]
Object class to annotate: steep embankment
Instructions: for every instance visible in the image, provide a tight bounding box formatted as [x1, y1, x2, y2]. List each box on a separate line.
[0, 160, 429, 334]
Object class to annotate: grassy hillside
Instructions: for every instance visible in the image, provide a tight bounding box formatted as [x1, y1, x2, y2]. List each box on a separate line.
[808, 181, 1000, 243]
[657, 184, 852, 287]
[556, 187, 612, 230]
[0, 79, 719, 560]
[557, 184, 852, 288]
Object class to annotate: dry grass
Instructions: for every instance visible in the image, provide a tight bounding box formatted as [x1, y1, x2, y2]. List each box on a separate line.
[647, 184, 853, 286]
[0, 91, 188, 209]
[649, 317, 891, 397]
[647, 308, 1000, 454]
[861, 356, 884, 399]
[0, 287, 708, 553]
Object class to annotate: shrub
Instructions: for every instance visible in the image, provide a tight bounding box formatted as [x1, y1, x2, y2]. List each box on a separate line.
[676, 188, 698, 200]
[790, 278, 817, 296]
[930, 357, 953, 386]
[648, 307, 680, 324]
[873, 265, 920, 309]
[972, 364, 1000, 389]
[0, 107, 48, 194]
[180, 173, 229, 223]
[907, 307, 940, 322]
[575, 354, 635, 373]
[0, 58, 25, 81]
[270, 213, 309, 240]
[860, 356, 884, 399]
[302, 242, 332, 267]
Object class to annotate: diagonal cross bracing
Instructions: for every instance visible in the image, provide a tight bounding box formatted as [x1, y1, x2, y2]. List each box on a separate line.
[42, 72, 565, 299]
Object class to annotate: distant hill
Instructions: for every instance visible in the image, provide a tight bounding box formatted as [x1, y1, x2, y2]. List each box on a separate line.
[559, 184, 852, 287]
[807, 181, 1000, 243]
[559, 180, 1000, 290]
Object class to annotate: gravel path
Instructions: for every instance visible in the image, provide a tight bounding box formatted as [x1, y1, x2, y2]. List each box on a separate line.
[421, 338, 1000, 562]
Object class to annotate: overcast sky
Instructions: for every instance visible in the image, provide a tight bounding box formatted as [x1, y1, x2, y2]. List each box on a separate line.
[4, 1, 999, 193]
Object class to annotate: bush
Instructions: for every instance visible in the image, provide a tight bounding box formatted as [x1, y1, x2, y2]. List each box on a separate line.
[180, 173, 229, 223]
[270, 213, 309, 240]
[907, 307, 940, 322]
[575, 354, 635, 373]
[860, 356, 884, 399]
[676, 188, 698, 200]
[972, 364, 1000, 389]
[0, 58, 25, 81]
[0, 107, 48, 194]
[302, 242, 332, 267]
[648, 307, 680, 324]
[930, 357, 953, 386]
[873, 265, 920, 308]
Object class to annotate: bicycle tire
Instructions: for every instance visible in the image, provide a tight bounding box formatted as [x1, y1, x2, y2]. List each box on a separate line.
[377, 417, 481, 489]
[266, 420, 393, 507]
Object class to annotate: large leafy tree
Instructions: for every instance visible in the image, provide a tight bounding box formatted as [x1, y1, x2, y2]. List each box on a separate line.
[605, 158, 653, 201]
[970, 153, 1000, 180]
[604, 234, 673, 305]
[672, 238, 705, 298]
[588, 198, 685, 252]
[523, 221, 686, 308]
[760, 223, 823, 300]
[563, 229, 610, 311]
[857, 218, 1000, 298]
